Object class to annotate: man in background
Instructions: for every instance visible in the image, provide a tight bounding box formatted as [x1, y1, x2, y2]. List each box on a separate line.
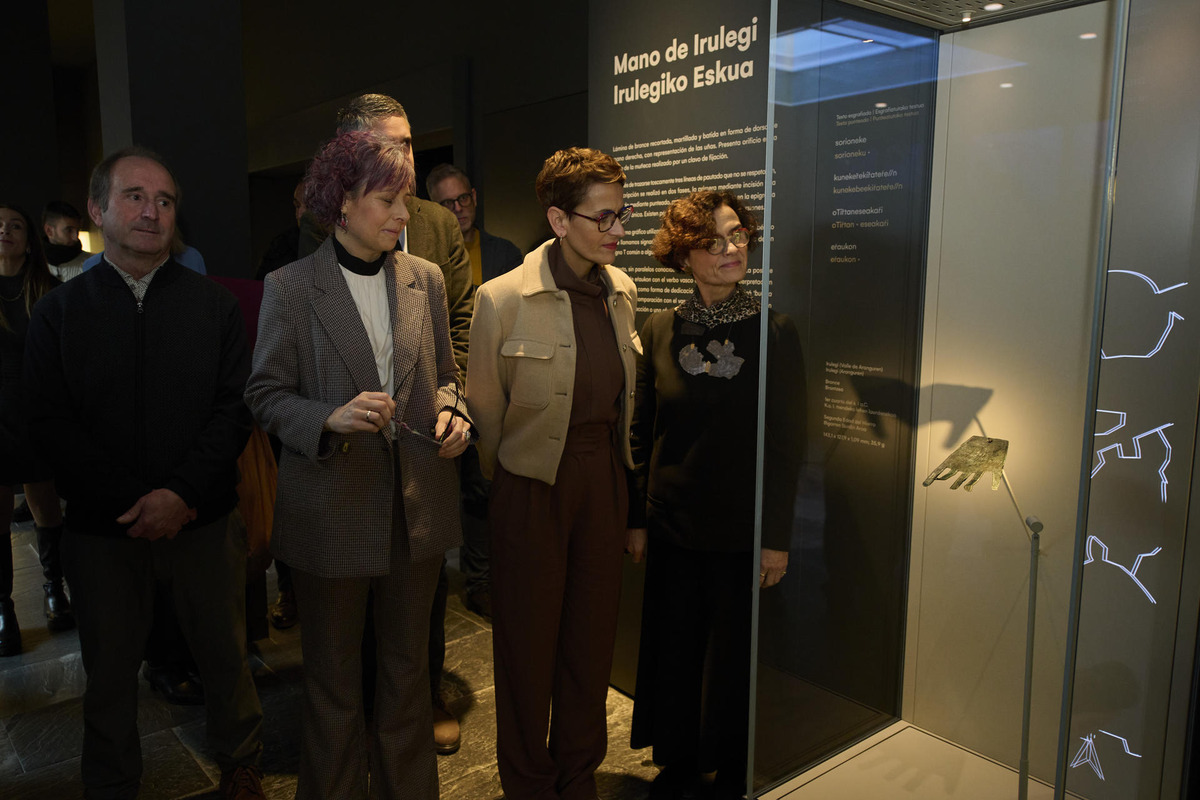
[426, 163, 523, 621]
[255, 178, 307, 279]
[42, 200, 91, 281]
[427, 163, 521, 285]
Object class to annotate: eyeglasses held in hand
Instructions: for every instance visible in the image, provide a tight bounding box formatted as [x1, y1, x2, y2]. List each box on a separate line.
[400, 382, 470, 446]
[437, 192, 475, 210]
[705, 227, 750, 254]
[568, 204, 634, 232]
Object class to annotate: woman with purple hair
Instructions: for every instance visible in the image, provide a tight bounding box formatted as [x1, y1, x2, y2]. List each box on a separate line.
[245, 129, 471, 800]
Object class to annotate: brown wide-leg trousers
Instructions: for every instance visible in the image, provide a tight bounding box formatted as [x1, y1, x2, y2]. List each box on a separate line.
[291, 516, 442, 800]
[490, 427, 629, 800]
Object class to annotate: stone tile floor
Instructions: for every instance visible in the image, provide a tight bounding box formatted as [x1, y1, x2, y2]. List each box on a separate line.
[1, 512, 661, 799]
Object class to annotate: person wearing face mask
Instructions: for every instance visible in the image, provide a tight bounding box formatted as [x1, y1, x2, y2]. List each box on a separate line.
[466, 147, 640, 800]
[0, 203, 72, 656]
[627, 191, 806, 800]
[245, 129, 471, 800]
[41, 201, 91, 282]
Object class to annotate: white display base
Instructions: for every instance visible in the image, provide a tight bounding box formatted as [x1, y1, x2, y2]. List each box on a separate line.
[760, 722, 1078, 800]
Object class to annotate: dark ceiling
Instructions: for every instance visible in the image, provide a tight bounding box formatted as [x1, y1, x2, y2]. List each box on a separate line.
[47, 0, 96, 67]
[47, 0, 1099, 69]
[828, 0, 1097, 31]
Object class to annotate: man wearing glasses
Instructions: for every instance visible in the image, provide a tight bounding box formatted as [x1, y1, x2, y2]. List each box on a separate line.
[425, 164, 522, 624]
[427, 164, 522, 286]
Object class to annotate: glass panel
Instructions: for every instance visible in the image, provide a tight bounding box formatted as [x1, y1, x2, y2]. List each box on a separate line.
[1063, 0, 1200, 796]
[908, 3, 1115, 786]
[753, 1, 937, 792]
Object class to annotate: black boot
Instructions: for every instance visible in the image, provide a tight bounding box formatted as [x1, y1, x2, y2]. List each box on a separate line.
[1, 530, 20, 656]
[37, 525, 75, 632]
[43, 581, 75, 632]
[0, 598, 21, 657]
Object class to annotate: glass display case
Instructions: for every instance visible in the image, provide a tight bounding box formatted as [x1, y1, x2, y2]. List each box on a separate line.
[591, 0, 1200, 795]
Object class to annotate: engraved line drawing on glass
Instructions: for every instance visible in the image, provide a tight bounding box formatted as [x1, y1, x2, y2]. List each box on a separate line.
[1091, 410, 1174, 502]
[1099, 270, 1188, 360]
[1071, 734, 1105, 780]
[1099, 730, 1142, 758]
[1070, 730, 1143, 781]
[1082, 535, 1162, 604]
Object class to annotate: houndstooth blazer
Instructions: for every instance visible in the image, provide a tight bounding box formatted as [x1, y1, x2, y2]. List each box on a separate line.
[245, 238, 464, 578]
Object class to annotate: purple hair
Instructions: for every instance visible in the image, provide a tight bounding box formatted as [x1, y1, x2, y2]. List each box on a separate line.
[304, 130, 412, 227]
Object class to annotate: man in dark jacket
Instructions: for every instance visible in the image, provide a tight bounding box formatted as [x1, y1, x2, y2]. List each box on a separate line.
[426, 163, 522, 285]
[425, 163, 523, 621]
[23, 147, 265, 800]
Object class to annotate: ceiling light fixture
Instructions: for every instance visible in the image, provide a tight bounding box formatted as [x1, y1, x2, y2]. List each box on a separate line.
[984, 2, 1004, 10]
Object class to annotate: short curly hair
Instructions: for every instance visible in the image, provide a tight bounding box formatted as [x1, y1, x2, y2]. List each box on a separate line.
[535, 147, 625, 212]
[304, 130, 412, 227]
[650, 190, 759, 272]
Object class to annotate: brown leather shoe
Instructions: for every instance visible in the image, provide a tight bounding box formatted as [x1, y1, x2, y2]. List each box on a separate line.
[220, 765, 265, 799]
[466, 589, 493, 622]
[143, 664, 205, 705]
[269, 588, 298, 630]
[433, 696, 461, 755]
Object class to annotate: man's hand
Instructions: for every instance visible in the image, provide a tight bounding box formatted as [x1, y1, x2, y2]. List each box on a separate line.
[117, 488, 195, 540]
[760, 548, 789, 588]
[626, 528, 647, 563]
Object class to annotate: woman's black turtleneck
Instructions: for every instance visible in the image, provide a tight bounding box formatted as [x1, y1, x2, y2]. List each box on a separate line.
[332, 235, 387, 276]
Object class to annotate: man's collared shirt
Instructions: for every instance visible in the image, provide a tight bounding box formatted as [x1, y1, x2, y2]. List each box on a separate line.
[105, 255, 169, 302]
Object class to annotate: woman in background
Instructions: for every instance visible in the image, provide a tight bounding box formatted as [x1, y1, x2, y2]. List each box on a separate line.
[466, 147, 639, 800]
[0, 203, 72, 657]
[628, 190, 805, 800]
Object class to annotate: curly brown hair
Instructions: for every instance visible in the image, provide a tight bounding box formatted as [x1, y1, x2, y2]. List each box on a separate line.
[650, 190, 759, 272]
[535, 147, 626, 212]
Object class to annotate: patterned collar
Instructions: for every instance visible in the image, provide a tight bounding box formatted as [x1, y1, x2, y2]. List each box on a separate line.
[675, 284, 758, 327]
[105, 255, 167, 302]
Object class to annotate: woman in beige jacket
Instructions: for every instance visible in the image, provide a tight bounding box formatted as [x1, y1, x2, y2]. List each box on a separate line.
[466, 147, 639, 800]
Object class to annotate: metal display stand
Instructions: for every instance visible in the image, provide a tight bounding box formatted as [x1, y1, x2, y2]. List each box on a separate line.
[924, 435, 1043, 799]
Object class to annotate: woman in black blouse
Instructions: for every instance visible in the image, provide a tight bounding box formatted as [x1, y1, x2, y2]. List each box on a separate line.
[628, 190, 805, 799]
[0, 203, 71, 656]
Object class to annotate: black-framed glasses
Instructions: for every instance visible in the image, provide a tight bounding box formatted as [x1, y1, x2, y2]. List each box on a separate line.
[399, 421, 443, 446]
[705, 227, 750, 254]
[568, 204, 634, 232]
[399, 382, 469, 446]
[437, 192, 475, 210]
